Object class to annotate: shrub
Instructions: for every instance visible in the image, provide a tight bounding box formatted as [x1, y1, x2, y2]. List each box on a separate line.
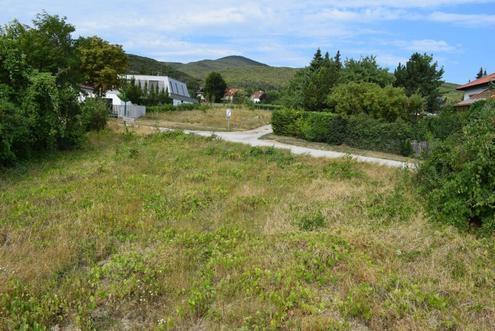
[22, 72, 61, 150]
[300, 111, 347, 144]
[416, 100, 495, 233]
[57, 86, 84, 149]
[272, 109, 414, 155]
[81, 98, 108, 131]
[344, 115, 413, 156]
[327, 82, 424, 122]
[272, 108, 304, 137]
[0, 98, 29, 164]
[414, 106, 469, 141]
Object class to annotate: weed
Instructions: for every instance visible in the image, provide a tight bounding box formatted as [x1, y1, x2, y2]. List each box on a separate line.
[324, 155, 363, 180]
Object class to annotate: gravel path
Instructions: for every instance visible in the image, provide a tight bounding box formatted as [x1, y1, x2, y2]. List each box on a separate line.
[159, 125, 415, 169]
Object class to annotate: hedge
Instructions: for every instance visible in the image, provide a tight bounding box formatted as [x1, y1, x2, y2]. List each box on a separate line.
[272, 109, 414, 156]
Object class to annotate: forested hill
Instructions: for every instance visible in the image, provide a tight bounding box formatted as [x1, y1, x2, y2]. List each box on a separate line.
[126, 54, 201, 93]
[127, 53, 462, 101]
[166, 56, 298, 91]
[127, 54, 299, 91]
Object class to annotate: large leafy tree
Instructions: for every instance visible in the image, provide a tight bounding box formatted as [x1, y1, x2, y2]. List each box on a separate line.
[339, 56, 394, 87]
[77, 36, 128, 96]
[2, 12, 79, 85]
[204, 72, 227, 103]
[394, 53, 444, 112]
[327, 82, 424, 122]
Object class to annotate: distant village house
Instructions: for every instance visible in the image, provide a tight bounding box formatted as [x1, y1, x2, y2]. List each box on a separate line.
[223, 88, 240, 103]
[456, 73, 495, 109]
[250, 90, 266, 104]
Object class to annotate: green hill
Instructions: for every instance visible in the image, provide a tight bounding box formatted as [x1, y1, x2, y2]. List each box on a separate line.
[166, 56, 298, 91]
[440, 82, 463, 105]
[126, 54, 201, 93]
[127, 53, 462, 104]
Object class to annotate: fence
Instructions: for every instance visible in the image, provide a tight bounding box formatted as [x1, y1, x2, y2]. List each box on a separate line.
[111, 104, 146, 119]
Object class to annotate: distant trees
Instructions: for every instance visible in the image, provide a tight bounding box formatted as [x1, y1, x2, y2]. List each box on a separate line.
[204, 72, 227, 103]
[394, 53, 444, 112]
[77, 36, 128, 96]
[119, 78, 171, 106]
[476, 67, 488, 79]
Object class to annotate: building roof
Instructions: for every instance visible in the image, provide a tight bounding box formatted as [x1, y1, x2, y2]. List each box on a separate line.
[224, 88, 240, 97]
[455, 88, 495, 107]
[123, 74, 191, 98]
[457, 73, 495, 91]
[251, 90, 266, 99]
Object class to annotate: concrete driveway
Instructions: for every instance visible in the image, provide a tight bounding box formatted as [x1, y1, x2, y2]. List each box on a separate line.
[159, 125, 416, 169]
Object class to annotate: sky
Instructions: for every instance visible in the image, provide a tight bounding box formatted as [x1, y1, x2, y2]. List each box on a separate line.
[1, 0, 494, 83]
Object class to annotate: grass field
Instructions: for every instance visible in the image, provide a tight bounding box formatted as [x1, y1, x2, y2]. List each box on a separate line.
[137, 107, 272, 131]
[1, 130, 494, 330]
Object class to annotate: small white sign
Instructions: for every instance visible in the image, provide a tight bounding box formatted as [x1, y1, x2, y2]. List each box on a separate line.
[226, 108, 232, 119]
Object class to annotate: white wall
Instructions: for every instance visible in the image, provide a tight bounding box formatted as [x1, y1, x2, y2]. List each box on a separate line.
[463, 86, 488, 100]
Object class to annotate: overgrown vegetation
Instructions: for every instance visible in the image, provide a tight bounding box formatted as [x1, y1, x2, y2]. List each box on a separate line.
[1, 130, 494, 329]
[417, 100, 495, 233]
[0, 12, 124, 165]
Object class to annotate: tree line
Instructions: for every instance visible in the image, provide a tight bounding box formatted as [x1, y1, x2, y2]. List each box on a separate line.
[0, 12, 127, 165]
[281, 49, 444, 116]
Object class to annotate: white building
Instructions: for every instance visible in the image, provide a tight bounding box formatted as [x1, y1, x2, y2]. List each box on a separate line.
[124, 75, 196, 106]
[456, 73, 495, 108]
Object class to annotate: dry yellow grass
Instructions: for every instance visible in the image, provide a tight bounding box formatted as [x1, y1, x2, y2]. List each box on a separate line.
[0, 129, 494, 330]
[137, 107, 272, 131]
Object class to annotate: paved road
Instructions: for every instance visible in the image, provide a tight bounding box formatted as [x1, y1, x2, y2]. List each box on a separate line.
[159, 125, 415, 169]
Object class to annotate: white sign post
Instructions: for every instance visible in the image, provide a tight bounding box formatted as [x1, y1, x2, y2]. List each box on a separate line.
[226, 108, 232, 131]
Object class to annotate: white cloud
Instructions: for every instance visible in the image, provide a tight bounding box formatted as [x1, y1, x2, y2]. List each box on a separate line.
[428, 11, 495, 25]
[393, 39, 458, 52]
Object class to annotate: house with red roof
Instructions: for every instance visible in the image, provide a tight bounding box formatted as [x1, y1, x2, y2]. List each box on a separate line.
[456, 73, 495, 108]
[250, 90, 267, 104]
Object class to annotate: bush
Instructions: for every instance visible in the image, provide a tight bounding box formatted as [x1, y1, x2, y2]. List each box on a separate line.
[300, 111, 347, 144]
[327, 82, 424, 122]
[81, 98, 108, 131]
[0, 99, 29, 164]
[57, 86, 84, 149]
[414, 106, 469, 141]
[345, 115, 413, 156]
[416, 100, 495, 233]
[272, 109, 414, 155]
[272, 108, 304, 137]
[22, 72, 62, 150]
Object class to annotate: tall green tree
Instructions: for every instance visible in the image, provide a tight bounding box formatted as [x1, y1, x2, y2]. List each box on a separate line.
[283, 49, 340, 111]
[303, 52, 340, 111]
[394, 53, 444, 112]
[2, 12, 79, 85]
[340, 56, 393, 87]
[204, 72, 227, 103]
[77, 36, 128, 96]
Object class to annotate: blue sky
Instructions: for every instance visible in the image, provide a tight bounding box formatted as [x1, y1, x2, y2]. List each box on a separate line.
[1, 0, 494, 83]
